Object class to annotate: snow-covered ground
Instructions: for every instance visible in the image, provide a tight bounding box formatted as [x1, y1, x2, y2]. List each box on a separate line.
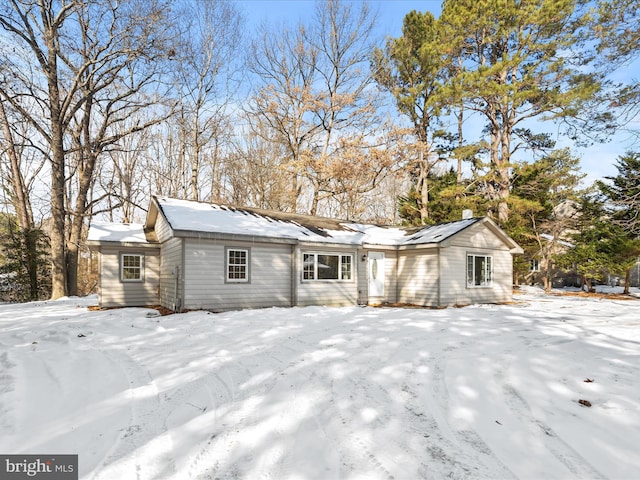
[1, 288, 639, 479]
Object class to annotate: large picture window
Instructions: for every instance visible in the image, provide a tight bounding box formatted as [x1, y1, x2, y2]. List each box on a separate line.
[467, 254, 492, 287]
[303, 253, 352, 281]
[227, 248, 249, 282]
[121, 254, 143, 282]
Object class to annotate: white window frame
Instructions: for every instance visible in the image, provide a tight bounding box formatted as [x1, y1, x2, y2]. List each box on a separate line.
[226, 248, 250, 283]
[121, 253, 143, 282]
[302, 252, 353, 281]
[530, 259, 540, 272]
[467, 254, 492, 288]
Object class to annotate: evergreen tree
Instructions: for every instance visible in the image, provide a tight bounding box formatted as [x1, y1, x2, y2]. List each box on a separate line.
[598, 152, 640, 235]
[397, 167, 487, 226]
[597, 152, 640, 292]
[0, 214, 50, 301]
[559, 196, 609, 291]
[438, 0, 604, 222]
[372, 10, 449, 223]
[559, 195, 640, 293]
[509, 149, 585, 291]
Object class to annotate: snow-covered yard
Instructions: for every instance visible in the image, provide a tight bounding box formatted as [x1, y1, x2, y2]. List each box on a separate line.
[1, 288, 639, 479]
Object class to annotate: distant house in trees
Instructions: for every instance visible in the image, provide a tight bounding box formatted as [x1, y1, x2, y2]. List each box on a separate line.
[526, 234, 580, 288]
[87, 196, 523, 311]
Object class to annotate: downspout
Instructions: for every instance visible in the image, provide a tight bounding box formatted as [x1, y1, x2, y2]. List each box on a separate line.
[394, 248, 399, 304]
[175, 238, 185, 312]
[97, 248, 103, 307]
[437, 246, 441, 307]
[173, 265, 181, 312]
[291, 243, 298, 307]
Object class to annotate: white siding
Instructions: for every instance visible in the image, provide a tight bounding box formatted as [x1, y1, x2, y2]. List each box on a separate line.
[155, 213, 174, 243]
[447, 222, 507, 250]
[98, 246, 160, 307]
[182, 238, 292, 310]
[159, 237, 183, 310]
[439, 223, 513, 305]
[439, 246, 513, 305]
[296, 246, 359, 307]
[385, 252, 398, 304]
[356, 248, 368, 305]
[397, 250, 439, 306]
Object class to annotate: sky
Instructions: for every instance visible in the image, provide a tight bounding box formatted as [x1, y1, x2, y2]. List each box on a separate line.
[234, 0, 639, 184]
[238, 0, 442, 36]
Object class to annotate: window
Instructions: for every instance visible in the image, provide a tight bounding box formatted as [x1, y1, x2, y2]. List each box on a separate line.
[303, 253, 352, 281]
[227, 248, 249, 282]
[121, 254, 143, 282]
[530, 259, 540, 272]
[467, 254, 492, 287]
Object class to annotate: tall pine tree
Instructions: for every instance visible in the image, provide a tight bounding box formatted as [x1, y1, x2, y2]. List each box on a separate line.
[439, 0, 603, 222]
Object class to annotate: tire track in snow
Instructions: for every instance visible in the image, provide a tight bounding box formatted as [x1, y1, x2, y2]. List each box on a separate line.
[416, 351, 515, 479]
[331, 378, 396, 480]
[263, 330, 396, 479]
[184, 367, 251, 479]
[188, 341, 306, 478]
[400, 366, 484, 479]
[261, 369, 334, 480]
[501, 382, 607, 479]
[0, 351, 15, 434]
[91, 348, 175, 480]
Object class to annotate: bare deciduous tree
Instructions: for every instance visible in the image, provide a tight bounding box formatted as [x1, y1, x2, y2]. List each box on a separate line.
[172, 0, 243, 201]
[245, 0, 396, 219]
[0, 0, 175, 298]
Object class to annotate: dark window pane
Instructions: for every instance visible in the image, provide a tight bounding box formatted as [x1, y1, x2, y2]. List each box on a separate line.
[317, 254, 339, 279]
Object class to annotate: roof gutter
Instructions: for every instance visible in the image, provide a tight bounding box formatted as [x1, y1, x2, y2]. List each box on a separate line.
[171, 229, 298, 245]
[85, 240, 159, 249]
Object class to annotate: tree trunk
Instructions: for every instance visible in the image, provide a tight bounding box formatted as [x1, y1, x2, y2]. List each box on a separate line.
[49, 94, 68, 299]
[309, 178, 320, 216]
[456, 100, 463, 184]
[488, 118, 502, 220]
[67, 141, 99, 296]
[289, 169, 300, 212]
[0, 101, 39, 299]
[418, 167, 429, 224]
[418, 148, 429, 224]
[544, 260, 552, 293]
[50, 135, 68, 300]
[497, 164, 510, 224]
[190, 112, 200, 200]
[624, 267, 631, 294]
[497, 119, 512, 223]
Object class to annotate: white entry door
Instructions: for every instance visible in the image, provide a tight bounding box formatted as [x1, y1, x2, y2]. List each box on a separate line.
[368, 252, 385, 298]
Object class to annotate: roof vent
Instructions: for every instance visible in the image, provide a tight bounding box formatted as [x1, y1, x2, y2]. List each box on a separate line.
[462, 209, 473, 220]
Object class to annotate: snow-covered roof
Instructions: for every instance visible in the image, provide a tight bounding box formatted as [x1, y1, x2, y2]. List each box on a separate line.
[151, 196, 481, 247]
[87, 221, 152, 244]
[401, 218, 480, 245]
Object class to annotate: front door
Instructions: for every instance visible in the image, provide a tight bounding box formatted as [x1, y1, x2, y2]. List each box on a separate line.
[368, 251, 385, 298]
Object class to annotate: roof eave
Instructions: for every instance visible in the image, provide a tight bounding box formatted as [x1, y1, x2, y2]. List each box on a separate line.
[480, 217, 524, 253]
[144, 195, 161, 230]
[86, 240, 159, 249]
[396, 243, 439, 251]
[171, 229, 298, 245]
